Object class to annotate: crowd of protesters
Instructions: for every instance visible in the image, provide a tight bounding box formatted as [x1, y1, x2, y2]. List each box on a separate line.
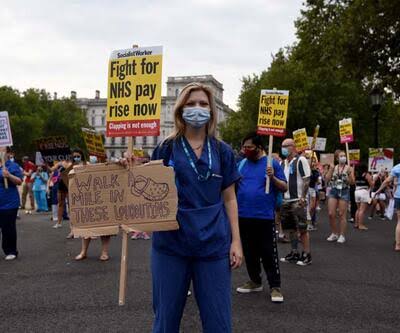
[1, 82, 399, 333]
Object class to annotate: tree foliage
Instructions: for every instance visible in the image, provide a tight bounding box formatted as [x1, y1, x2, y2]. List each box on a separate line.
[0, 86, 89, 159]
[221, 0, 400, 159]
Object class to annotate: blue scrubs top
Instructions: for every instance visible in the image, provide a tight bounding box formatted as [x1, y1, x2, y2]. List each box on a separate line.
[151, 136, 240, 259]
[237, 157, 286, 220]
[0, 160, 23, 210]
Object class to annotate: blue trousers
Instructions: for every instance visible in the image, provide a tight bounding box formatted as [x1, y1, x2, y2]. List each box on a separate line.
[33, 190, 48, 212]
[152, 249, 231, 333]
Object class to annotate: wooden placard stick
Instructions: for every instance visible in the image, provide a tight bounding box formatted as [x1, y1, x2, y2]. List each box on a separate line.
[265, 135, 273, 193]
[345, 142, 350, 167]
[118, 229, 129, 306]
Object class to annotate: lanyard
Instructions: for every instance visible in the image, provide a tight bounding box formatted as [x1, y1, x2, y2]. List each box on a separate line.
[181, 137, 212, 181]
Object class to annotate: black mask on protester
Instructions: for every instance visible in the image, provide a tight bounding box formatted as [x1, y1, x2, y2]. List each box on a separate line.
[244, 148, 259, 161]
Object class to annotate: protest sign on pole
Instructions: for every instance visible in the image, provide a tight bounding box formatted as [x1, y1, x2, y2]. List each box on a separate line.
[348, 149, 360, 166]
[82, 128, 106, 161]
[257, 89, 289, 193]
[307, 137, 326, 152]
[293, 128, 309, 152]
[368, 148, 394, 172]
[106, 46, 163, 138]
[0, 111, 13, 189]
[339, 118, 353, 166]
[320, 153, 335, 165]
[36, 136, 72, 163]
[68, 161, 179, 305]
[310, 125, 320, 151]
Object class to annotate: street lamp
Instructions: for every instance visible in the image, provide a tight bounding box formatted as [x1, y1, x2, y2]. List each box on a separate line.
[369, 86, 383, 148]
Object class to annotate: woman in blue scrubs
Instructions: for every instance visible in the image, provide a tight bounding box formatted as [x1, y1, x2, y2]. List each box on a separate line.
[151, 82, 243, 332]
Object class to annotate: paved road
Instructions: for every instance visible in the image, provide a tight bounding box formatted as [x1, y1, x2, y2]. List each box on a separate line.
[1, 206, 399, 333]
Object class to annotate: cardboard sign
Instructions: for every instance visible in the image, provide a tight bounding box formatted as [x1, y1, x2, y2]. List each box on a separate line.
[368, 148, 394, 172]
[0, 111, 13, 147]
[82, 128, 106, 160]
[36, 136, 71, 163]
[348, 149, 360, 166]
[307, 137, 326, 151]
[339, 118, 353, 143]
[320, 153, 334, 165]
[257, 90, 289, 137]
[106, 46, 163, 137]
[293, 128, 309, 151]
[68, 161, 178, 237]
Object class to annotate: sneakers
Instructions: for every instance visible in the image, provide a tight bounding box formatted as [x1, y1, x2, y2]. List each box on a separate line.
[278, 234, 290, 243]
[5, 254, 17, 261]
[52, 223, 62, 229]
[270, 288, 284, 303]
[368, 216, 373, 220]
[236, 281, 263, 293]
[280, 251, 300, 263]
[337, 235, 346, 244]
[307, 224, 317, 231]
[296, 252, 312, 266]
[327, 233, 339, 242]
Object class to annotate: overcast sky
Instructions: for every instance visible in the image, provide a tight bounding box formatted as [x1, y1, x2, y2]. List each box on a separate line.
[0, 0, 303, 109]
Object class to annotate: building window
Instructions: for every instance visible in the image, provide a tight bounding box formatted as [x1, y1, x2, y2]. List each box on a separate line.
[153, 136, 158, 144]
[110, 150, 115, 158]
[92, 110, 95, 114]
[91, 117, 95, 126]
[101, 116, 105, 126]
[121, 137, 126, 146]
[175, 88, 179, 97]
[162, 130, 165, 137]
[143, 136, 147, 145]
[111, 137, 115, 145]
[102, 109, 105, 113]
[132, 137, 136, 145]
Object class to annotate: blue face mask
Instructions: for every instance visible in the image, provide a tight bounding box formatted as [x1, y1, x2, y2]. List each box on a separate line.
[281, 147, 289, 157]
[182, 107, 211, 128]
[73, 156, 81, 163]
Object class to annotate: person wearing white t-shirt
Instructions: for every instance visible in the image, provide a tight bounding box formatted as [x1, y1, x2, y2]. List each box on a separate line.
[279, 138, 312, 266]
[374, 162, 400, 251]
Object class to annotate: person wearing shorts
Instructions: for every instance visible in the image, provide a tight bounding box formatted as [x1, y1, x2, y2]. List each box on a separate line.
[374, 162, 400, 251]
[324, 150, 355, 244]
[279, 138, 312, 266]
[370, 171, 386, 220]
[354, 164, 373, 230]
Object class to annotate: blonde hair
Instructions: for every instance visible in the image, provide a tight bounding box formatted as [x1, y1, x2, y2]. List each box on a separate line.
[169, 82, 217, 139]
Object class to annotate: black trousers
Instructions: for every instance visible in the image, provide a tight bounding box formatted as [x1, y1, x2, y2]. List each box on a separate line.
[0, 208, 18, 256]
[239, 217, 281, 288]
[350, 185, 357, 219]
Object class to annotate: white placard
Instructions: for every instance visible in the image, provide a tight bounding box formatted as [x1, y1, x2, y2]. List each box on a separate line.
[307, 137, 326, 151]
[0, 111, 13, 147]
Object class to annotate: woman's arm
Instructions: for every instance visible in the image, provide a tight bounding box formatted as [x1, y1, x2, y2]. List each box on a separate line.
[222, 184, 243, 269]
[2, 168, 22, 185]
[324, 164, 335, 183]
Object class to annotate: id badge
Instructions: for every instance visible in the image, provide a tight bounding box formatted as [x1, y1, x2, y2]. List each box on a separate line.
[336, 183, 343, 190]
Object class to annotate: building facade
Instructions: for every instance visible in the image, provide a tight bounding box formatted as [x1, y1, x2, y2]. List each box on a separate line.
[75, 75, 233, 158]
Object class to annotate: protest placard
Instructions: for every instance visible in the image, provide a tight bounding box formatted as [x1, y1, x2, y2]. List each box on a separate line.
[310, 125, 320, 150]
[368, 148, 394, 172]
[348, 149, 360, 166]
[320, 153, 334, 165]
[68, 161, 178, 237]
[82, 128, 106, 160]
[339, 118, 353, 144]
[106, 46, 163, 137]
[257, 89, 289, 193]
[257, 90, 289, 137]
[36, 136, 71, 163]
[0, 111, 13, 147]
[307, 137, 326, 151]
[293, 128, 309, 151]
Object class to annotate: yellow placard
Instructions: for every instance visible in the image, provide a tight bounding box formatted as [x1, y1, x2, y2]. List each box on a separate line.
[106, 46, 163, 137]
[82, 129, 106, 158]
[348, 149, 360, 165]
[339, 118, 353, 143]
[133, 148, 144, 157]
[293, 128, 309, 151]
[257, 90, 289, 137]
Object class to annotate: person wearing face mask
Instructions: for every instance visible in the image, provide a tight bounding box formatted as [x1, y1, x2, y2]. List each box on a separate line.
[279, 139, 312, 266]
[31, 165, 49, 212]
[324, 150, 355, 243]
[51, 148, 85, 237]
[133, 82, 242, 333]
[235, 132, 287, 302]
[0, 146, 23, 260]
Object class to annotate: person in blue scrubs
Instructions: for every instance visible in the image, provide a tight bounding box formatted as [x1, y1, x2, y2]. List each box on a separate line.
[150, 82, 243, 332]
[0, 147, 23, 260]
